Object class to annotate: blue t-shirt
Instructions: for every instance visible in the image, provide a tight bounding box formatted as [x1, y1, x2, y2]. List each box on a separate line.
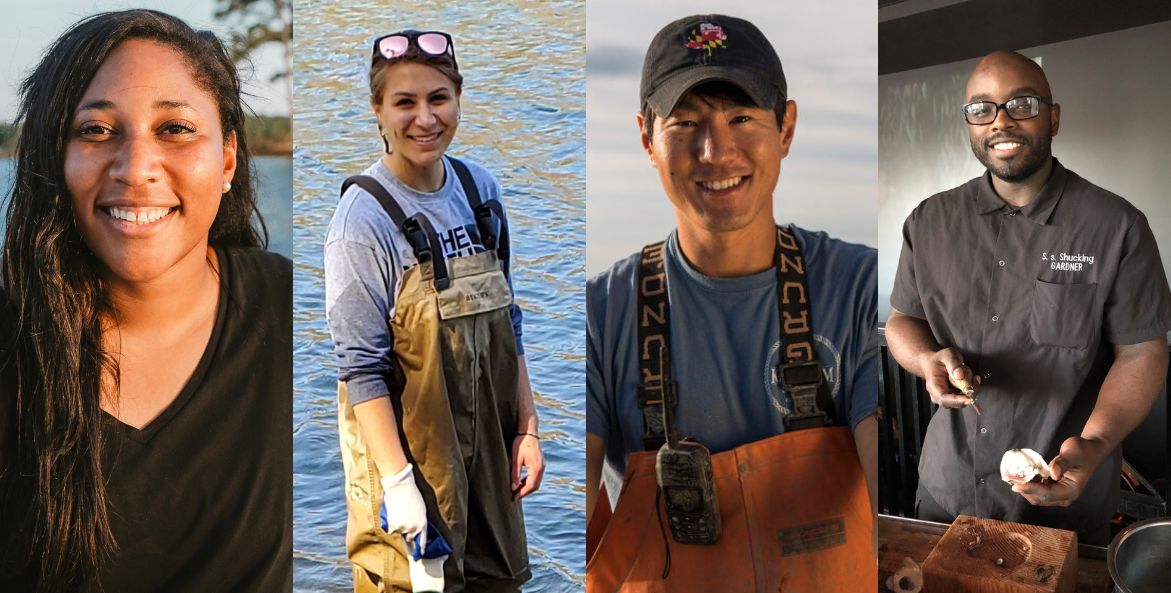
[586, 226, 878, 507]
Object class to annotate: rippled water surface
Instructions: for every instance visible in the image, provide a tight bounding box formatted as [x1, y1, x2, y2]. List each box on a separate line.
[292, 1, 585, 590]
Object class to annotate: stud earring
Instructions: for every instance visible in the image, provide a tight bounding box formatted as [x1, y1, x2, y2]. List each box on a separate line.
[222, 181, 232, 193]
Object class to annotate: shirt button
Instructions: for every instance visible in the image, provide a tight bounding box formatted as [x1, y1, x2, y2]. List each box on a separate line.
[992, 315, 999, 322]
[980, 427, 988, 434]
[998, 260, 1006, 267]
[978, 478, 986, 485]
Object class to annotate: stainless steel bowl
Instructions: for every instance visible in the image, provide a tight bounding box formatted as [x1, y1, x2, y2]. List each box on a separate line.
[1108, 517, 1171, 593]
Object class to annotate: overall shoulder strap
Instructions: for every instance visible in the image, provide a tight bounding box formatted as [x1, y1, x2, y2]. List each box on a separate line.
[775, 225, 833, 430]
[448, 156, 481, 208]
[634, 228, 833, 448]
[448, 157, 510, 263]
[342, 175, 410, 227]
[340, 175, 450, 289]
[635, 241, 674, 450]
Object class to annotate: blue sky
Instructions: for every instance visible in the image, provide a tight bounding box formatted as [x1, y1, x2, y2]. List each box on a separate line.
[1, 0, 288, 120]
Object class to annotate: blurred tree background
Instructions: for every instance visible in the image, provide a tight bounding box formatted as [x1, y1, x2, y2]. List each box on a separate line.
[216, 0, 293, 154]
[216, 0, 292, 102]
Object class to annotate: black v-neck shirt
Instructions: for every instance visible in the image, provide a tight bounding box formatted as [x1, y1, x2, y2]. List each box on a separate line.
[1, 246, 292, 592]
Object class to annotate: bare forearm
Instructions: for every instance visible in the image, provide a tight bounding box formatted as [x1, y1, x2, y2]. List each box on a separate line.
[1012, 339, 1168, 508]
[586, 432, 604, 525]
[852, 414, 878, 514]
[884, 309, 941, 378]
[516, 355, 538, 433]
[1082, 338, 1168, 454]
[852, 414, 879, 556]
[352, 395, 409, 476]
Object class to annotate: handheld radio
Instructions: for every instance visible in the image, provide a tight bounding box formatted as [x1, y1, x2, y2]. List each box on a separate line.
[654, 348, 721, 545]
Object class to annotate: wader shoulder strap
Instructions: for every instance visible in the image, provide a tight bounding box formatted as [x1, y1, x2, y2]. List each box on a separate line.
[633, 228, 834, 450]
[340, 175, 451, 290]
[341, 175, 410, 228]
[635, 241, 674, 450]
[775, 225, 833, 430]
[448, 157, 511, 267]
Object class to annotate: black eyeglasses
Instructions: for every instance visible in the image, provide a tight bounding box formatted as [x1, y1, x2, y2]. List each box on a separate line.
[372, 31, 456, 65]
[962, 95, 1053, 125]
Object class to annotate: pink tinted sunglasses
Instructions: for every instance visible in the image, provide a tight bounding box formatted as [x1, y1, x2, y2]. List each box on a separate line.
[373, 31, 456, 64]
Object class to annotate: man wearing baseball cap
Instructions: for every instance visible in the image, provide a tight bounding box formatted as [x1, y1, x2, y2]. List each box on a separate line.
[586, 14, 878, 591]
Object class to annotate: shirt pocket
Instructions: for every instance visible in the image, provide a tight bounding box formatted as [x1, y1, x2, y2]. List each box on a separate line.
[1029, 279, 1098, 349]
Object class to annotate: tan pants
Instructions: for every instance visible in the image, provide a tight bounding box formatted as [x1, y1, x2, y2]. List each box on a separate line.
[339, 251, 531, 592]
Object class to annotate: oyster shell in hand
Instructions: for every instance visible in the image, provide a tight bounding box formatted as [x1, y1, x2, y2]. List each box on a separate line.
[999, 448, 1052, 485]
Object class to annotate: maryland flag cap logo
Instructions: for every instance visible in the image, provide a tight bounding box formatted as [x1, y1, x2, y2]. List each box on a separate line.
[640, 14, 787, 117]
[685, 23, 727, 57]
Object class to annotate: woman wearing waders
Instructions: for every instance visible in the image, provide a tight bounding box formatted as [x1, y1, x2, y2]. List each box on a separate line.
[0, 10, 292, 593]
[325, 30, 545, 593]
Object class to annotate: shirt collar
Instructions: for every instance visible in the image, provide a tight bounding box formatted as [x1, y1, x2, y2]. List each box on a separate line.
[973, 157, 1068, 225]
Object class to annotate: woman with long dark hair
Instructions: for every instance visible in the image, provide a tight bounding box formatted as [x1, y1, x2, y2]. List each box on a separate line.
[0, 10, 291, 592]
[326, 30, 544, 592]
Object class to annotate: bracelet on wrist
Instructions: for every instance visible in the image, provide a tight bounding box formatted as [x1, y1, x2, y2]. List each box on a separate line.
[517, 432, 540, 440]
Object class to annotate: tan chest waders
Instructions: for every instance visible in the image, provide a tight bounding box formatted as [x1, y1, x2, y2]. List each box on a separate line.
[586, 226, 876, 592]
[337, 158, 529, 592]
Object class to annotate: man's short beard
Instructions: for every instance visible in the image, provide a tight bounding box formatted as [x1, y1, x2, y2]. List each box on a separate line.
[970, 133, 1052, 183]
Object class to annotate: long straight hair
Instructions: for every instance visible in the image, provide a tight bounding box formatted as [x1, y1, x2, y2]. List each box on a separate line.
[0, 10, 264, 591]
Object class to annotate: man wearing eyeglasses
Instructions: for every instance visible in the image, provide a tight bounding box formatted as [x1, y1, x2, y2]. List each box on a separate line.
[886, 50, 1171, 545]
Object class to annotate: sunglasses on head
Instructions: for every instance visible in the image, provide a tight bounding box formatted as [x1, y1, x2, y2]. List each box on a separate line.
[373, 31, 456, 64]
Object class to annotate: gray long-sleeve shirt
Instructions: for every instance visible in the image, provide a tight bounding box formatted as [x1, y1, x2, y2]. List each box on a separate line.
[325, 157, 523, 405]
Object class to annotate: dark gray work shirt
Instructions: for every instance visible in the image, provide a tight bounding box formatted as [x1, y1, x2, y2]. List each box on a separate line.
[891, 158, 1171, 537]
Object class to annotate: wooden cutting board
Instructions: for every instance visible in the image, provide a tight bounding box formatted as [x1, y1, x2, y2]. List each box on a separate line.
[922, 515, 1078, 593]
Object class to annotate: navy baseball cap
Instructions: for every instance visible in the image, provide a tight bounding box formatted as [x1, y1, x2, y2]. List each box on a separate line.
[640, 14, 787, 117]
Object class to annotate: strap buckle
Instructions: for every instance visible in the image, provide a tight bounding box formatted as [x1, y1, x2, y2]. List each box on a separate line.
[780, 361, 828, 430]
[403, 216, 451, 290]
[401, 218, 431, 263]
[474, 205, 498, 252]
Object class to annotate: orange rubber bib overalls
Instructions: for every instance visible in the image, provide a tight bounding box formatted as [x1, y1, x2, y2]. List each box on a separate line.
[336, 158, 529, 592]
[587, 226, 876, 593]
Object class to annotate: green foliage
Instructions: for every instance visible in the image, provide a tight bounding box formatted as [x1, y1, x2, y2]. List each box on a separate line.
[246, 115, 292, 155]
[0, 123, 17, 155]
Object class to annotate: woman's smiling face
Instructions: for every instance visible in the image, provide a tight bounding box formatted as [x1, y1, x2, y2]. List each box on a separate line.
[375, 61, 460, 170]
[65, 38, 236, 284]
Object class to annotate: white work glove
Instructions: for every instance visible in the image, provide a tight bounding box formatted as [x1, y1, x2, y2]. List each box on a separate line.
[380, 463, 428, 551]
[408, 553, 446, 593]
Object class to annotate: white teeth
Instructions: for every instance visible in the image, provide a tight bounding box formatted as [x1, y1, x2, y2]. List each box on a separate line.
[412, 133, 439, 142]
[700, 176, 743, 191]
[993, 142, 1021, 150]
[107, 206, 173, 225]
